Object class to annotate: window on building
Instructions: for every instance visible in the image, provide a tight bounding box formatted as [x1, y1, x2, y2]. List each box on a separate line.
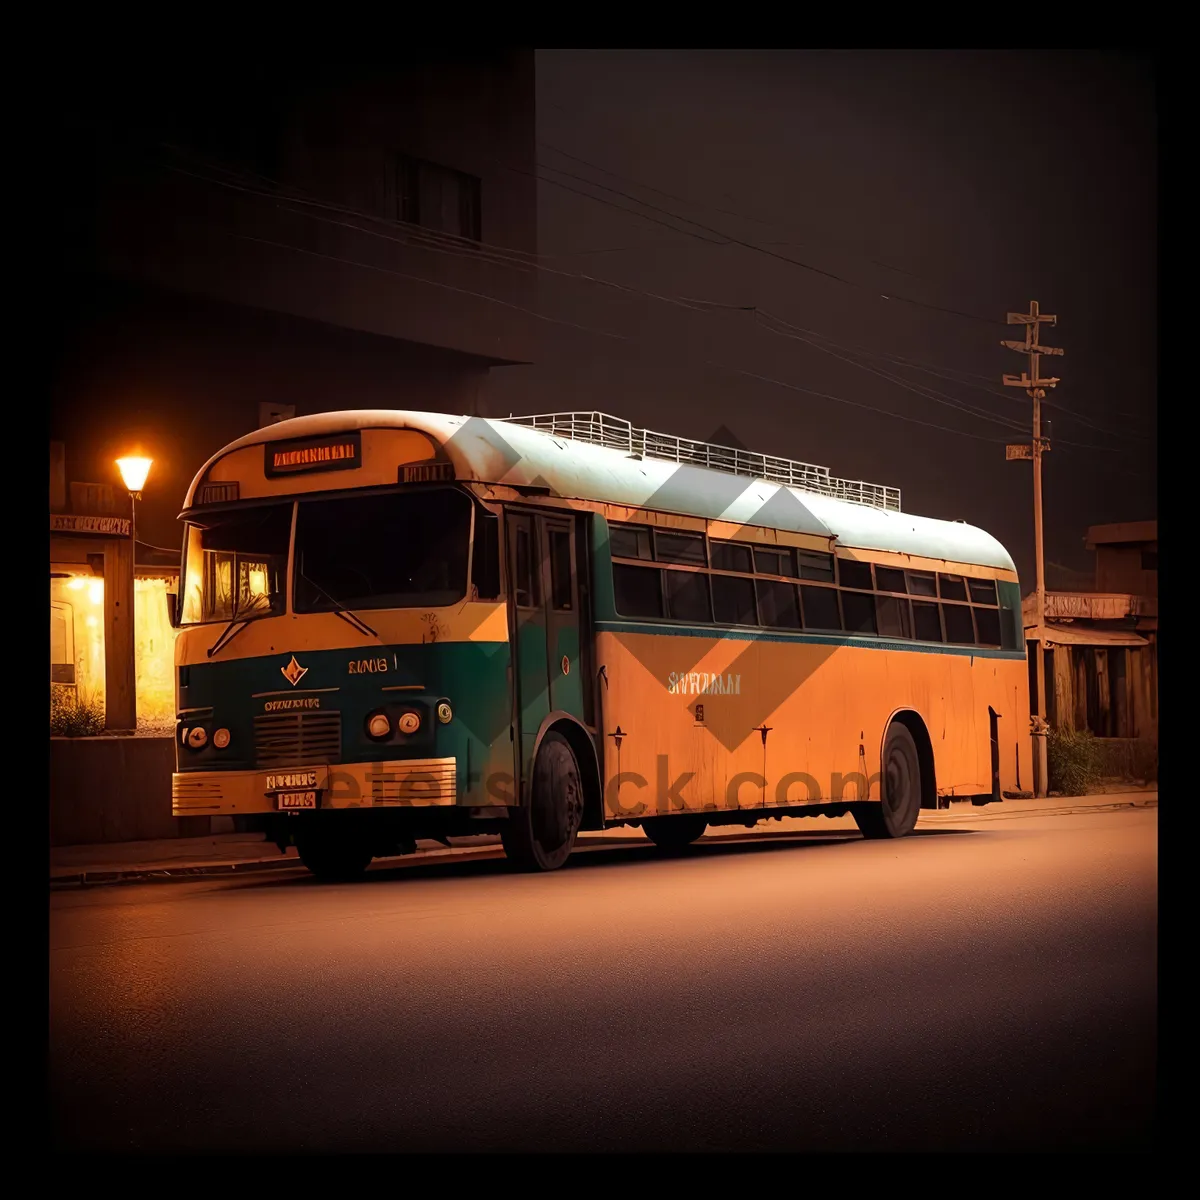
[398, 155, 482, 241]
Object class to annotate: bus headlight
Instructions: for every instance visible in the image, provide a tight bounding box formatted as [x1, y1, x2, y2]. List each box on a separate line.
[366, 712, 391, 740]
[212, 728, 231, 749]
[436, 701, 453, 724]
[397, 711, 421, 735]
[187, 726, 208, 749]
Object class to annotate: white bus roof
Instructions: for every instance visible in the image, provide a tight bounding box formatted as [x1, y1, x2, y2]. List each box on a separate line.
[186, 409, 1018, 573]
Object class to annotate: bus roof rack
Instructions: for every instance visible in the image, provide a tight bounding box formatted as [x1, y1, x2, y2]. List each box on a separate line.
[499, 412, 902, 512]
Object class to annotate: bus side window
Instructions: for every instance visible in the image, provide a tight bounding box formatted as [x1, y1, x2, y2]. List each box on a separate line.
[472, 510, 501, 600]
[512, 519, 539, 608]
[549, 528, 573, 611]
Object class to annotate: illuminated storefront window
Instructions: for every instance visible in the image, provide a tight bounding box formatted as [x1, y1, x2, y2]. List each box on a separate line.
[49, 572, 179, 734]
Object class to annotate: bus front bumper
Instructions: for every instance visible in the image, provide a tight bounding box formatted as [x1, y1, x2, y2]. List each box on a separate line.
[172, 757, 458, 817]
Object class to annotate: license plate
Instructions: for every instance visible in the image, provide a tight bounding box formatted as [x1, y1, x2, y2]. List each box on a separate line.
[266, 771, 318, 790]
[278, 790, 318, 810]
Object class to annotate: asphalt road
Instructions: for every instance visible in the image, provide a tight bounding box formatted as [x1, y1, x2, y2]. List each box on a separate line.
[49, 804, 1157, 1152]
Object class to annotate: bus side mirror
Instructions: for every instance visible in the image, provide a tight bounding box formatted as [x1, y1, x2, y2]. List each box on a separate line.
[166, 591, 180, 628]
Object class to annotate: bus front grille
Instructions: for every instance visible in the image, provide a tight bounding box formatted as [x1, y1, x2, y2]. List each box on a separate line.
[253, 711, 342, 768]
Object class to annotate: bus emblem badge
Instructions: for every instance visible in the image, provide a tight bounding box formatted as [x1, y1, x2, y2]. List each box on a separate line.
[281, 655, 309, 687]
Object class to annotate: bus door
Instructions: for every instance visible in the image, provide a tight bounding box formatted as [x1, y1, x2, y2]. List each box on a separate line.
[506, 511, 591, 796]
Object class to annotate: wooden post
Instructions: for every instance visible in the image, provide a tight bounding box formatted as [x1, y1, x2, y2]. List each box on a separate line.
[1096, 648, 1111, 738]
[1053, 646, 1075, 733]
[103, 536, 136, 731]
[1075, 650, 1088, 732]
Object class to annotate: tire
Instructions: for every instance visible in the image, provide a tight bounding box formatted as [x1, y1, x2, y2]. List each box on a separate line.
[853, 722, 922, 840]
[643, 815, 707, 853]
[295, 832, 373, 882]
[502, 731, 585, 872]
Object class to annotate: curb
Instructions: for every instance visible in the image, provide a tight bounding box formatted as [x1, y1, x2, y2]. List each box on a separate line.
[49, 854, 307, 888]
[49, 797, 1156, 888]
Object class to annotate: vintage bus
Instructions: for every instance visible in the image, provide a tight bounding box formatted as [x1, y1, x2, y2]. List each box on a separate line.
[169, 410, 1031, 880]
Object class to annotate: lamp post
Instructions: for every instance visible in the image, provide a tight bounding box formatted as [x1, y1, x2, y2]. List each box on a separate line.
[115, 456, 152, 552]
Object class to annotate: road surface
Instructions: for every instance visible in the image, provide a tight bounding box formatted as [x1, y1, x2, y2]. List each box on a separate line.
[49, 803, 1157, 1152]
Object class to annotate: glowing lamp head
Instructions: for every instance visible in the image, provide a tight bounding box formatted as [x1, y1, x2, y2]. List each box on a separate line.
[116, 456, 153, 494]
[186, 726, 208, 749]
[397, 711, 421, 735]
[212, 728, 231, 749]
[366, 712, 391, 740]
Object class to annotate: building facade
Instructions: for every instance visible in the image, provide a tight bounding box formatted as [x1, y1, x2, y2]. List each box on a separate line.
[50, 55, 537, 741]
[1024, 520, 1157, 766]
[50, 54, 538, 555]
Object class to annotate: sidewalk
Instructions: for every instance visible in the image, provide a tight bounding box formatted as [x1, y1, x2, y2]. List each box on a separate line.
[49, 787, 1156, 887]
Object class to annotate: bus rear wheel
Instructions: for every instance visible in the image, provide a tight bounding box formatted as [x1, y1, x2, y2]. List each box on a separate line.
[502, 731, 584, 872]
[295, 831, 373, 882]
[853, 722, 922, 840]
[643, 815, 707, 852]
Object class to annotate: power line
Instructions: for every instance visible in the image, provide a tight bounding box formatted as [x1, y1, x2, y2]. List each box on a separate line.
[539, 139, 959, 287]
[522, 157, 1005, 327]
[225, 227, 1019, 448]
[755, 313, 1029, 434]
[158, 148, 1151, 462]
[756, 307, 1151, 444]
[229, 233, 632, 342]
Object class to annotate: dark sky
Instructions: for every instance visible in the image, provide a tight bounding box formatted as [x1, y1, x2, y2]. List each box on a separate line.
[486, 50, 1157, 586]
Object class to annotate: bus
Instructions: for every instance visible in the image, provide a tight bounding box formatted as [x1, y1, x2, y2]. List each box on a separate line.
[169, 409, 1031, 880]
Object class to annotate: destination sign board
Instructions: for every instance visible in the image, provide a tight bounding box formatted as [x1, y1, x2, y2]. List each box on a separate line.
[264, 432, 362, 478]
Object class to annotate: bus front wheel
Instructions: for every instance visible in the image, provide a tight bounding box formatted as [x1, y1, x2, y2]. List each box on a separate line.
[643, 815, 707, 852]
[502, 732, 584, 872]
[295, 830, 373, 882]
[853, 722, 922, 840]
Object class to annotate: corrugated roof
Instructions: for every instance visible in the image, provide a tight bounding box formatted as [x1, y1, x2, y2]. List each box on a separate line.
[1030, 621, 1149, 648]
[186, 410, 1019, 572]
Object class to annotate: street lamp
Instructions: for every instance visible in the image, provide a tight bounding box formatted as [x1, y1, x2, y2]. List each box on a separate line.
[116, 456, 153, 550]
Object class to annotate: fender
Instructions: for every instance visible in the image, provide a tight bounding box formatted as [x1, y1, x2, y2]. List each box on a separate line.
[526, 710, 602, 821]
[879, 705, 938, 809]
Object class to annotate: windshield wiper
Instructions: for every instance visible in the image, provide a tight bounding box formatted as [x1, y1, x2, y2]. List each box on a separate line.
[207, 599, 278, 659]
[208, 615, 251, 658]
[297, 570, 379, 639]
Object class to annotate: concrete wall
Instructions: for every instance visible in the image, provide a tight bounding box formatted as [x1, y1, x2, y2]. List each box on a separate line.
[58, 54, 537, 368]
[50, 737, 208, 846]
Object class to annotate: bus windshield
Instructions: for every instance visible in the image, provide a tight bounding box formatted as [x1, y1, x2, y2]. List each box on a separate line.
[294, 489, 471, 612]
[180, 503, 292, 625]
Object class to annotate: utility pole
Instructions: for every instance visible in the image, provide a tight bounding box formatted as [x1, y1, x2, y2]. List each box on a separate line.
[1003, 301, 1063, 798]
